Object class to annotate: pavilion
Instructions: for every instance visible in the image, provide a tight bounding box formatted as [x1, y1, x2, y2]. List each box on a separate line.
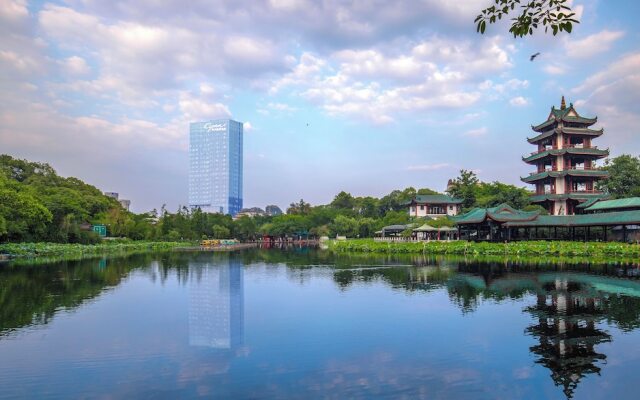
[453, 203, 640, 242]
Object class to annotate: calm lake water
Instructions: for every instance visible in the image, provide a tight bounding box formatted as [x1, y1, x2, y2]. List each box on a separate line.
[1, 249, 640, 399]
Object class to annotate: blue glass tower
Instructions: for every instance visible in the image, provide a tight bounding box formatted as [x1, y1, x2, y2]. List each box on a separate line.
[189, 119, 243, 215]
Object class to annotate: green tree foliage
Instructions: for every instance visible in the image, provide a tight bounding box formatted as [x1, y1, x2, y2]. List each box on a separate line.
[448, 169, 533, 211]
[598, 155, 640, 198]
[0, 187, 52, 241]
[211, 225, 231, 239]
[331, 191, 356, 210]
[447, 170, 479, 209]
[475, 0, 579, 38]
[330, 215, 359, 237]
[233, 216, 257, 241]
[287, 199, 311, 215]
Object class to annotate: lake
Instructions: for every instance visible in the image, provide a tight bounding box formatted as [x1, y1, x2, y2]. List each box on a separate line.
[1, 248, 640, 399]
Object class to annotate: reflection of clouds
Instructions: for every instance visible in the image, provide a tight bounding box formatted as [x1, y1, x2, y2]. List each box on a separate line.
[243, 351, 499, 399]
[513, 366, 534, 380]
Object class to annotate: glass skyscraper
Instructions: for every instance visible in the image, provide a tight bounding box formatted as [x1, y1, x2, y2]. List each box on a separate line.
[189, 119, 243, 215]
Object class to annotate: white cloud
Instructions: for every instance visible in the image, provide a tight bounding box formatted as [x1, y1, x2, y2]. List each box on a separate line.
[571, 52, 640, 154]
[463, 127, 488, 137]
[509, 96, 529, 107]
[543, 64, 567, 75]
[63, 56, 90, 75]
[565, 30, 625, 59]
[178, 92, 231, 121]
[0, 0, 28, 21]
[272, 36, 513, 123]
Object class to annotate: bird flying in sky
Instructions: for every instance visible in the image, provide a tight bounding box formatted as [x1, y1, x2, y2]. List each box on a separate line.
[530, 52, 540, 61]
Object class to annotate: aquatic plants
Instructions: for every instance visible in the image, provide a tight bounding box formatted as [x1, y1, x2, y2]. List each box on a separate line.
[0, 241, 190, 260]
[329, 239, 640, 258]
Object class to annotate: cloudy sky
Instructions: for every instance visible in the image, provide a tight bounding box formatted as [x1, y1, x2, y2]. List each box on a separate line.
[1, 0, 639, 212]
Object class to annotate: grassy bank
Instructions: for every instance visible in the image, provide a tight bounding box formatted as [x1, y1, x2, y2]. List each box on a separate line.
[329, 239, 640, 258]
[0, 241, 192, 260]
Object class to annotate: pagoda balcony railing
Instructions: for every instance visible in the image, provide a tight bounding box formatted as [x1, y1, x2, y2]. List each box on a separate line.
[535, 188, 556, 195]
[537, 166, 558, 172]
[567, 189, 601, 194]
[528, 144, 600, 156]
[564, 165, 596, 170]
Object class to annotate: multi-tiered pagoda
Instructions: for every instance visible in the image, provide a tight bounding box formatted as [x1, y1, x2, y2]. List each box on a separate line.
[522, 97, 609, 215]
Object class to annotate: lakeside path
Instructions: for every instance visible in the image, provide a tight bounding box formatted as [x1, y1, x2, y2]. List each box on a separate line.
[330, 239, 640, 260]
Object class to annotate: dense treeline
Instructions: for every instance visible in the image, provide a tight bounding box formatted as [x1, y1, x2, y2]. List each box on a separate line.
[2, 154, 637, 243]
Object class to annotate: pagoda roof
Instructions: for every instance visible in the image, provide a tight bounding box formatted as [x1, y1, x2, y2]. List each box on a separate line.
[560, 126, 603, 136]
[527, 126, 604, 144]
[452, 203, 540, 224]
[523, 147, 609, 163]
[521, 169, 609, 183]
[503, 209, 640, 227]
[529, 193, 607, 203]
[583, 197, 640, 212]
[532, 101, 597, 132]
[404, 194, 462, 205]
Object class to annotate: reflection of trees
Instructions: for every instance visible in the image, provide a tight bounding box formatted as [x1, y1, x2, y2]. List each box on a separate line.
[0, 253, 151, 336]
[525, 280, 611, 399]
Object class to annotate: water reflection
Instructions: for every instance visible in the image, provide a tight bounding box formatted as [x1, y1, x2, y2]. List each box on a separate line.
[2, 250, 640, 399]
[188, 258, 244, 349]
[525, 278, 611, 399]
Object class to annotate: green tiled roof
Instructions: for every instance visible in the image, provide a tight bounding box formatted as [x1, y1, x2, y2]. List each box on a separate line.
[529, 193, 606, 203]
[503, 209, 640, 227]
[531, 103, 597, 133]
[452, 204, 539, 224]
[527, 129, 556, 144]
[575, 197, 602, 209]
[560, 127, 603, 136]
[522, 169, 609, 183]
[584, 197, 640, 212]
[522, 147, 609, 163]
[406, 194, 463, 205]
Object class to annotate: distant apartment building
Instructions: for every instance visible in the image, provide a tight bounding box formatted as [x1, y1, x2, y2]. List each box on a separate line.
[103, 192, 131, 211]
[189, 119, 243, 216]
[235, 207, 265, 219]
[265, 205, 283, 216]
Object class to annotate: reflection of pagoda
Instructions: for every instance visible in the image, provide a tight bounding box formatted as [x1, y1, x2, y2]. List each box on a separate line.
[524, 278, 611, 399]
[189, 259, 244, 349]
[522, 96, 609, 215]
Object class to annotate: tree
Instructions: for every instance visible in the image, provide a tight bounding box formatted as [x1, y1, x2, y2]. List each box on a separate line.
[211, 224, 231, 239]
[330, 191, 356, 210]
[475, 0, 579, 38]
[0, 188, 52, 241]
[447, 170, 479, 209]
[330, 215, 359, 238]
[598, 155, 640, 198]
[287, 199, 311, 215]
[476, 181, 531, 209]
[417, 188, 440, 195]
[233, 216, 257, 241]
[358, 218, 377, 238]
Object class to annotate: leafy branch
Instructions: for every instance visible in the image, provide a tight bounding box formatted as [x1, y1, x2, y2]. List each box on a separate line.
[475, 0, 580, 38]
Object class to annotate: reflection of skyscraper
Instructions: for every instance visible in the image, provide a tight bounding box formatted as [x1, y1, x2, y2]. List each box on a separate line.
[189, 259, 244, 349]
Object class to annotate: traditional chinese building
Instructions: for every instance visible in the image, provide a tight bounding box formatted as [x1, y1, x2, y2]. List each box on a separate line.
[522, 97, 609, 215]
[405, 194, 462, 218]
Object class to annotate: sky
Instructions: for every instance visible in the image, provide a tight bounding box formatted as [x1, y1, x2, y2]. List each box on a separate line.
[1, 0, 639, 213]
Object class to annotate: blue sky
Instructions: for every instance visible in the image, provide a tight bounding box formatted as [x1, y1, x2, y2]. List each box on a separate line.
[1, 0, 639, 212]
